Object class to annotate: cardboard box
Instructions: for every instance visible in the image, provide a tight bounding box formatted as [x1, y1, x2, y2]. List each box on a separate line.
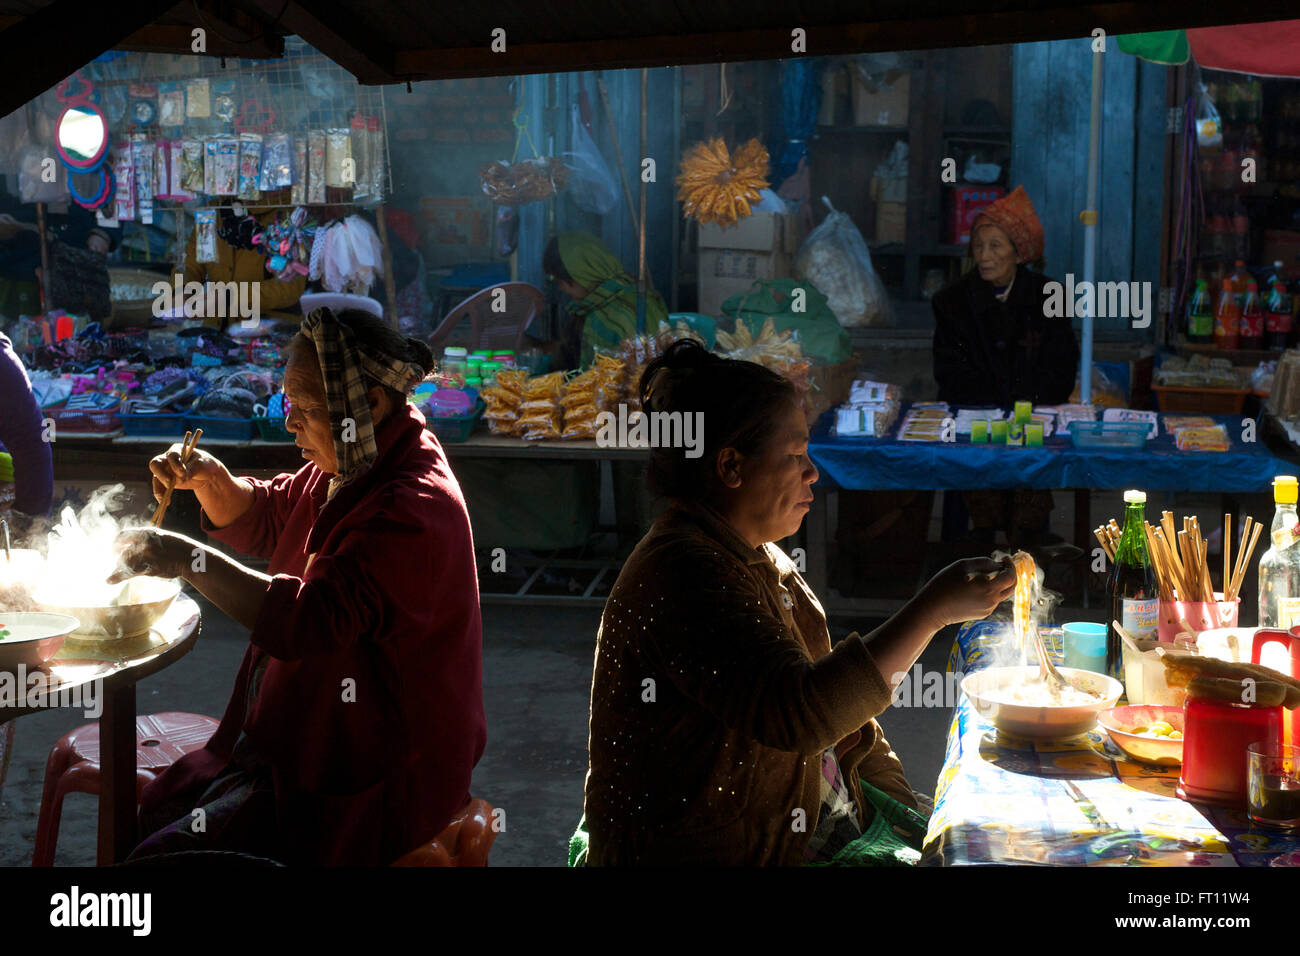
[698, 210, 801, 254]
[697, 248, 794, 318]
[875, 201, 906, 244]
[851, 72, 910, 127]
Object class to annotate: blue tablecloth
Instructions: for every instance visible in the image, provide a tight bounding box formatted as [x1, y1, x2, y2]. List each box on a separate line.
[809, 410, 1297, 492]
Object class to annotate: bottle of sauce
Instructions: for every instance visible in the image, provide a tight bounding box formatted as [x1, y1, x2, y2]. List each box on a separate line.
[1240, 279, 1265, 350]
[1259, 476, 1300, 629]
[1266, 281, 1293, 350]
[1186, 277, 1214, 345]
[1214, 277, 1241, 350]
[1108, 490, 1159, 684]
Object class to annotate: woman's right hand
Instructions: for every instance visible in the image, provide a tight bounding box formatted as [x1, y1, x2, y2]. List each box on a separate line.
[916, 556, 1017, 629]
[148, 444, 227, 503]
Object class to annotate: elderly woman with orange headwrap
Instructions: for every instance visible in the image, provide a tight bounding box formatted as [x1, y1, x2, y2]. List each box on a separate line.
[931, 186, 1080, 550]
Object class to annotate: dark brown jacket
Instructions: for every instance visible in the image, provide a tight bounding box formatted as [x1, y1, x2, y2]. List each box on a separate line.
[584, 500, 915, 866]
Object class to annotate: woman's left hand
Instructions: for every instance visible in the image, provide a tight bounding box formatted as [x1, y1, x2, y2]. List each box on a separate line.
[108, 528, 192, 584]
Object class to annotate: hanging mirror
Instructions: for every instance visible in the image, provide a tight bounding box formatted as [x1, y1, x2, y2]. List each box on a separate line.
[55, 105, 108, 169]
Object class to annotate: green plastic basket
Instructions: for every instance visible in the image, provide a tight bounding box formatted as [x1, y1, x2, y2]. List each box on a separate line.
[253, 416, 295, 442]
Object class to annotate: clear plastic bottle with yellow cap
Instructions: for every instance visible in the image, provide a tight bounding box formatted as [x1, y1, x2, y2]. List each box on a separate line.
[1259, 475, 1300, 628]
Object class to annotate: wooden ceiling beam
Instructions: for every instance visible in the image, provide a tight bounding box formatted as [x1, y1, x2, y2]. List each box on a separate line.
[247, 0, 396, 84]
[387, 1, 1298, 82]
[0, 0, 178, 118]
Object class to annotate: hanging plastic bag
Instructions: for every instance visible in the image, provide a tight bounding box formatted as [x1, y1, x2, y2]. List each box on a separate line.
[564, 105, 619, 215]
[794, 197, 892, 328]
[17, 144, 68, 204]
[1194, 82, 1223, 151]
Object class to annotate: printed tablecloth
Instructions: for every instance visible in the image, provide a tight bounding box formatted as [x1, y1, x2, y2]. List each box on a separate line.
[921, 621, 1300, 866]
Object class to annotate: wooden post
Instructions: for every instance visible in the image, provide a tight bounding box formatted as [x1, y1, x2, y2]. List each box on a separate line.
[375, 203, 399, 329]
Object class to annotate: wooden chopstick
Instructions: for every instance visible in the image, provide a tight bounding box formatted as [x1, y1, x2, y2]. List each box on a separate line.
[1224, 513, 1231, 600]
[152, 429, 202, 529]
[1228, 519, 1263, 603]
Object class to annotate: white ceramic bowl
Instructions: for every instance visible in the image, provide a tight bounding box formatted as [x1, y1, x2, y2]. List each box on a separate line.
[0, 612, 81, 671]
[962, 666, 1124, 739]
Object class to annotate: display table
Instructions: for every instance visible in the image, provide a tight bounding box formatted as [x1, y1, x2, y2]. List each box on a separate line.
[803, 410, 1300, 614]
[922, 621, 1295, 866]
[1, 594, 201, 864]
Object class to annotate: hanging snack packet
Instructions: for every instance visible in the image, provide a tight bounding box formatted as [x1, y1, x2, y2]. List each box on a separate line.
[350, 114, 370, 201]
[132, 134, 154, 225]
[368, 116, 384, 201]
[324, 128, 351, 188]
[260, 132, 292, 191]
[158, 83, 185, 127]
[290, 136, 306, 205]
[237, 132, 263, 201]
[307, 130, 326, 203]
[185, 78, 210, 118]
[213, 79, 237, 123]
[114, 141, 136, 221]
[195, 210, 218, 262]
[212, 137, 238, 196]
[181, 138, 204, 193]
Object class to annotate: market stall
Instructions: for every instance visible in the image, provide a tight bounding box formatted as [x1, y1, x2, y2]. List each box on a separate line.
[923, 620, 1298, 866]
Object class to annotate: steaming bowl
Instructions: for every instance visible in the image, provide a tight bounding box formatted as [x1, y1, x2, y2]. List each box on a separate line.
[0, 612, 80, 671]
[33, 577, 182, 641]
[962, 666, 1123, 739]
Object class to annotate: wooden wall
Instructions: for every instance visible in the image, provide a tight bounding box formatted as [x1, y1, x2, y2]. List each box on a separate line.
[1011, 39, 1168, 337]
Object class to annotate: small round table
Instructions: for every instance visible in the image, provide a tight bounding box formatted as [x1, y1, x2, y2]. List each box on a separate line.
[0, 593, 201, 864]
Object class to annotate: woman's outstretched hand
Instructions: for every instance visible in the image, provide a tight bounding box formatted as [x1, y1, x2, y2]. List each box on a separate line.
[108, 528, 193, 584]
[916, 556, 1016, 629]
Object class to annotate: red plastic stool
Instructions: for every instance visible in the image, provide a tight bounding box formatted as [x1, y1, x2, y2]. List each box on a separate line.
[33, 712, 218, 867]
[391, 797, 498, 867]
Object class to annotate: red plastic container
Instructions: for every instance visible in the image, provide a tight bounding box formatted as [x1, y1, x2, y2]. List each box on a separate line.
[947, 186, 1006, 245]
[1179, 697, 1282, 806]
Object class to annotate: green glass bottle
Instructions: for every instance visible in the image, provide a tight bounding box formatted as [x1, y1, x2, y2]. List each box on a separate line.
[1107, 490, 1159, 682]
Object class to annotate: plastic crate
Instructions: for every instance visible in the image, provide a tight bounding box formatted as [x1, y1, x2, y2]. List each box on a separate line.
[428, 401, 484, 444]
[1068, 421, 1149, 449]
[120, 411, 189, 438]
[1151, 384, 1248, 414]
[47, 401, 121, 434]
[184, 414, 256, 441]
[253, 416, 295, 442]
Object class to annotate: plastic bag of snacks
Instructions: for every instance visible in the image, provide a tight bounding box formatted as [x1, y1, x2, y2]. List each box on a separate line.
[483, 368, 529, 435]
[479, 157, 570, 206]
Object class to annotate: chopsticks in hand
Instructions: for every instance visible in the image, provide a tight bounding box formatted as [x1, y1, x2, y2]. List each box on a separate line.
[152, 429, 202, 529]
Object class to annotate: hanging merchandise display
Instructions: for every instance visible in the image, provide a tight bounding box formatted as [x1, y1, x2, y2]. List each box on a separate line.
[256, 206, 315, 281]
[194, 210, 218, 262]
[480, 102, 568, 205]
[236, 132, 263, 201]
[676, 137, 770, 228]
[313, 215, 384, 294]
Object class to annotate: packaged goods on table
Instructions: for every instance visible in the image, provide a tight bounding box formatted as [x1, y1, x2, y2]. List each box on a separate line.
[516, 372, 566, 441]
[1162, 414, 1216, 436]
[1155, 355, 1245, 390]
[833, 400, 899, 437]
[483, 368, 528, 436]
[897, 403, 950, 442]
[1101, 407, 1159, 439]
[1174, 425, 1230, 452]
[560, 355, 624, 439]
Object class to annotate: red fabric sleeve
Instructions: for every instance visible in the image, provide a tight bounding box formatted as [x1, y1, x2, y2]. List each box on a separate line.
[247, 499, 431, 660]
[202, 469, 306, 559]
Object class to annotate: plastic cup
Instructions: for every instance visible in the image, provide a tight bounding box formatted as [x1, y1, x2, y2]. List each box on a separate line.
[1063, 622, 1108, 674]
[1248, 742, 1300, 829]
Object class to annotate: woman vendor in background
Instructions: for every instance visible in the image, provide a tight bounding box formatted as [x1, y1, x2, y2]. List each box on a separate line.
[112, 302, 485, 865]
[931, 186, 1080, 551]
[177, 207, 307, 329]
[543, 231, 667, 369]
[576, 340, 1014, 865]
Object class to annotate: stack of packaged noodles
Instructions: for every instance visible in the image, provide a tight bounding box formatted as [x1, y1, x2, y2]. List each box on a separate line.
[561, 354, 624, 439]
[483, 368, 529, 435]
[516, 372, 567, 440]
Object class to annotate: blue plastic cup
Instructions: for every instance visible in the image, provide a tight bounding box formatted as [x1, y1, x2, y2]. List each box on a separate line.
[1062, 622, 1108, 674]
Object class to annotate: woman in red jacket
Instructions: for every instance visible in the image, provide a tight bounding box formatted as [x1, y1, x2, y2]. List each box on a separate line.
[113, 304, 486, 865]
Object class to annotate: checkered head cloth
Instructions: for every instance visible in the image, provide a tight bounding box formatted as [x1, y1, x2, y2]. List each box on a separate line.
[300, 308, 424, 499]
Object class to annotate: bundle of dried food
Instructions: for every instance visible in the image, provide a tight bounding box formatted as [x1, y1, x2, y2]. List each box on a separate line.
[483, 368, 529, 436]
[479, 157, 570, 206]
[560, 355, 624, 439]
[516, 371, 567, 440]
[675, 138, 769, 228]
